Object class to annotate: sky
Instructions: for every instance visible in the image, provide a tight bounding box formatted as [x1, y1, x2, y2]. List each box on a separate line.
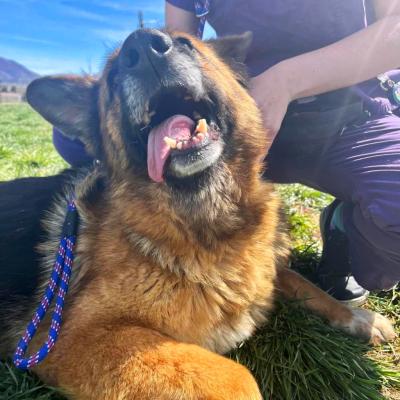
[0, 0, 215, 75]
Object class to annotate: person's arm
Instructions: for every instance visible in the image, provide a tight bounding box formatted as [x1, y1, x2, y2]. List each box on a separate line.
[374, 0, 400, 19]
[277, 1, 400, 100]
[165, 2, 198, 35]
[250, 0, 400, 143]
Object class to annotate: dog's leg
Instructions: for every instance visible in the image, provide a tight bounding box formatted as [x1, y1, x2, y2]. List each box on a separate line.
[36, 325, 262, 400]
[275, 267, 396, 345]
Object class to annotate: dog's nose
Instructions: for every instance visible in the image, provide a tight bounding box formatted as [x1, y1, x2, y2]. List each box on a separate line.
[120, 29, 173, 70]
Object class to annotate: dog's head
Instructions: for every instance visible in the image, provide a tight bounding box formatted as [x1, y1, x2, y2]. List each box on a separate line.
[27, 29, 268, 223]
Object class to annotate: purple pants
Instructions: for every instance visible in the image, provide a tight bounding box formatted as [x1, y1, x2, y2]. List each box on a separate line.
[317, 114, 399, 291]
[266, 74, 400, 291]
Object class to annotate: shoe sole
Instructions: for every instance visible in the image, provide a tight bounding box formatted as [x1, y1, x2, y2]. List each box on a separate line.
[338, 291, 369, 307]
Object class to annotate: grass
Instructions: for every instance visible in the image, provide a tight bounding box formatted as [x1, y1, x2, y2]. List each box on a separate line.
[0, 103, 399, 399]
[0, 103, 67, 180]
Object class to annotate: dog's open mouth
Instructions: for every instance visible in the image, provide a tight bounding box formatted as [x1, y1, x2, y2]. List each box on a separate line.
[142, 88, 223, 183]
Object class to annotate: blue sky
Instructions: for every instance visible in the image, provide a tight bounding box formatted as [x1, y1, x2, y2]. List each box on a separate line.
[0, 0, 215, 75]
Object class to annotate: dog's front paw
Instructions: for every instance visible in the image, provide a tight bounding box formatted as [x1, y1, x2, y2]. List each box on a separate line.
[337, 308, 397, 345]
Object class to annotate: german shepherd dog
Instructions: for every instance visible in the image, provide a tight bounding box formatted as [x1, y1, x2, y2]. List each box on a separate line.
[0, 29, 396, 399]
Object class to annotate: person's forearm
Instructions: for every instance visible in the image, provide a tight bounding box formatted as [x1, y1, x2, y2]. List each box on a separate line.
[274, 16, 400, 101]
[165, 2, 198, 35]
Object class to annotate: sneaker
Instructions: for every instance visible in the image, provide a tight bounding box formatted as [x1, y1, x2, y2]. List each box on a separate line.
[317, 200, 369, 307]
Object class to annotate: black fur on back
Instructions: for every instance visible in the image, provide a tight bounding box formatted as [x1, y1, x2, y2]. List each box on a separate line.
[0, 171, 74, 336]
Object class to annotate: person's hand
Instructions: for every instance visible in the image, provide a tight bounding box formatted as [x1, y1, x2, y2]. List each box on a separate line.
[249, 65, 293, 150]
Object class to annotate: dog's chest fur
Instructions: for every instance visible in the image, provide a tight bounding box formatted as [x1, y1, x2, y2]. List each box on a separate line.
[34, 178, 281, 356]
[66, 225, 276, 355]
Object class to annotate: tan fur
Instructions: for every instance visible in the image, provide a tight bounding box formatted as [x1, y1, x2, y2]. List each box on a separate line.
[16, 32, 395, 399]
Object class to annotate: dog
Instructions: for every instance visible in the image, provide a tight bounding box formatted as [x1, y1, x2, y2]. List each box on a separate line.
[0, 29, 396, 399]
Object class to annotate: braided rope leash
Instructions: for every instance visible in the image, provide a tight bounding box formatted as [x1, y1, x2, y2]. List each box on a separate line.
[194, 0, 210, 39]
[13, 200, 79, 370]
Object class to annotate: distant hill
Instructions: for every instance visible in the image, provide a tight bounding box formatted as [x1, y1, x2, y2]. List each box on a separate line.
[0, 57, 39, 84]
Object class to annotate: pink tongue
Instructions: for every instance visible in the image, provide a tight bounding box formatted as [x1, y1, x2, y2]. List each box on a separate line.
[147, 115, 195, 182]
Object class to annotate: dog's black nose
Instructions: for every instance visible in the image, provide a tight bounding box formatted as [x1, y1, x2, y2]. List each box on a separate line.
[120, 29, 173, 70]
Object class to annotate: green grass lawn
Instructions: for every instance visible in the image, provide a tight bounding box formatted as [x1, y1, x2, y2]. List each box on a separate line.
[0, 103, 399, 399]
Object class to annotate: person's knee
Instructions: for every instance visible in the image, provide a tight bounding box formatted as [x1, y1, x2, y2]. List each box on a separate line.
[359, 199, 400, 235]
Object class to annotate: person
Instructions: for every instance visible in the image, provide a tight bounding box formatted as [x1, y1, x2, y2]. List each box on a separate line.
[164, 0, 400, 305]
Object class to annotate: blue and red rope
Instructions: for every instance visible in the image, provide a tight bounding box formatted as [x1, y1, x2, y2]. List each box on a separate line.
[13, 200, 78, 370]
[194, 0, 210, 39]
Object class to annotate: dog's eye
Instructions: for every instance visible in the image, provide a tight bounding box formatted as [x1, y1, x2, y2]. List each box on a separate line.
[176, 37, 194, 51]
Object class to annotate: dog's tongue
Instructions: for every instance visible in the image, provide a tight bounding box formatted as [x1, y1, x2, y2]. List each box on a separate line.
[147, 115, 195, 182]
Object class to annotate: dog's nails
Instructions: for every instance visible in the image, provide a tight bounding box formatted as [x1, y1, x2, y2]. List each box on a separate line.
[163, 137, 177, 149]
[195, 119, 207, 134]
[176, 141, 183, 150]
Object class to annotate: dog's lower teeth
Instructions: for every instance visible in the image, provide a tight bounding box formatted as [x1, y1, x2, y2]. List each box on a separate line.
[164, 137, 177, 149]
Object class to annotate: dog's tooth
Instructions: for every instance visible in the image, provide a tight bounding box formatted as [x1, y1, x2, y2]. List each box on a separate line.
[195, 119, 208, 134]
[183, 140, 189, 148]
[176, 141, 183, 150]
[193, 111, 201, 120]
[163, 137, 177, 149]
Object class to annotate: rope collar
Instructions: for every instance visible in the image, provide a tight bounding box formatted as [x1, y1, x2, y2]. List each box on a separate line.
[194, 0, 210, 39]
[13, 199, 79, 370]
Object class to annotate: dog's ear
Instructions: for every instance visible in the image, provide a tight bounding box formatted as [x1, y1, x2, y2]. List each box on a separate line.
[26, 75, 97, 141]
[207, 31, 252, 64]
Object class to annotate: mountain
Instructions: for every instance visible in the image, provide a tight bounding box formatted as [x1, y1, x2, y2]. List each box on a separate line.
[0, 57, 39, 84]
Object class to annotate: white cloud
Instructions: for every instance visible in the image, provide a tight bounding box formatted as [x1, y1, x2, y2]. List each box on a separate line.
[0, 34, 57, 46]
[60, 5, 108, 22]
